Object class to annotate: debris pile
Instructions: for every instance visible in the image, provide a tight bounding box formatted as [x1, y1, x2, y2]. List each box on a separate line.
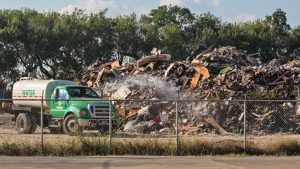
[178, 100, 300, 135]
[77, 46, 300, 135]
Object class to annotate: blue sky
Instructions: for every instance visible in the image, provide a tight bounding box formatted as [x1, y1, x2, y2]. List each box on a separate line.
[1, 0, 300, 27]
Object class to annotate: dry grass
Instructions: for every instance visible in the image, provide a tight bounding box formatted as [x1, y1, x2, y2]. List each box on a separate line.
[0, 133, 300, 156]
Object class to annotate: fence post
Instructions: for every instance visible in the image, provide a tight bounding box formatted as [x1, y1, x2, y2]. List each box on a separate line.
[175, 100, 179, 155]
[40, 91, 44, 156]
[243, 94, 247, 152]
[108, 100, 112, 153]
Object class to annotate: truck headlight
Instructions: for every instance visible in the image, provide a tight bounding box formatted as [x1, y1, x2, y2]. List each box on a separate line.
[88, 104, 94, 113]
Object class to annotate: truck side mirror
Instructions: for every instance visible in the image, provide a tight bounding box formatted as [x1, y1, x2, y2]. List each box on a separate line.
[55, 89, 60, 101]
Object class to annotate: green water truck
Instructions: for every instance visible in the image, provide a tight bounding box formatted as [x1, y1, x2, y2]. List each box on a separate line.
[12, 80, 111, 135]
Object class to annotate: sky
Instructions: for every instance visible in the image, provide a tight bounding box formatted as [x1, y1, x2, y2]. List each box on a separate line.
[1, 0, 300, 27]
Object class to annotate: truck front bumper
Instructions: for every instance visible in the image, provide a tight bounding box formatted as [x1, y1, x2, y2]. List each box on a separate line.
[78, 119, 109, 127]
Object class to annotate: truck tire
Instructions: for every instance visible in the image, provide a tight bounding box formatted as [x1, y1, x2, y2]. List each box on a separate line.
[16, 113, 33, 134]
[28, 113, 38, 134]
[63, 114, 82, 135]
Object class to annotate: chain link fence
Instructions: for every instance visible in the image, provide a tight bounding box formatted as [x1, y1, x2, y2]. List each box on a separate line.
[0, 98, 300, 155]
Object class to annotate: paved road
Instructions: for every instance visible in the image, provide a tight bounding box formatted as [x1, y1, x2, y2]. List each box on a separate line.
[0, 156, 300, 169]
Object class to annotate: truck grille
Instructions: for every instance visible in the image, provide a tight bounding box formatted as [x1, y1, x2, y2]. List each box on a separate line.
[90, 104, 110, 119]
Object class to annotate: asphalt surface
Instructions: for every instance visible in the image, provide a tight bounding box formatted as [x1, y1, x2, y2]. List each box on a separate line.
[0, 156, 300, 169]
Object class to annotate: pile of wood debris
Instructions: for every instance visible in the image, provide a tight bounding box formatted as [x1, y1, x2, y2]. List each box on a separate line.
[76, 47, 300, 135]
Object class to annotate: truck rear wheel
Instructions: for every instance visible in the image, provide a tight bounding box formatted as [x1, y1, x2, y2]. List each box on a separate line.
[16, 113, 35, 134]
[63, 114, 82, 135]
[28, 113, 38, 133]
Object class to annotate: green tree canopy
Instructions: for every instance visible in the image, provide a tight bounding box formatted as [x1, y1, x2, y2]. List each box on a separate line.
[0, 7, 299, 86]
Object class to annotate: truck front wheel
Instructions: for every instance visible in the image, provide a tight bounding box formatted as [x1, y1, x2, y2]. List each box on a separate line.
[63, 114, 82, 135]
[16, 113, 35, 134]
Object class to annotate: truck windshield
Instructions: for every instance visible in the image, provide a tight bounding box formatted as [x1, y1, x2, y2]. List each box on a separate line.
[67, 87, 99, 98]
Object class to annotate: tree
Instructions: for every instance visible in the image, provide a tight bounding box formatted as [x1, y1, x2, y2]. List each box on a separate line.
[55, 9, 115, 79]
[26, 11, 63, 79]
[160, 23, 185, 58]
[0, 10, 19, 85]
[188, 13, 222, 55]
[266, 9, 291, 61]
[114, 14, 143, 59]
[139, 14, 162, 55]
[140, 5, 195, 60]
[149, 5, 194, 29]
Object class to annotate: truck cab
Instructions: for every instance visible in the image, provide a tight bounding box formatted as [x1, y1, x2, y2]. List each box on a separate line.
[49, 85, 110, 135]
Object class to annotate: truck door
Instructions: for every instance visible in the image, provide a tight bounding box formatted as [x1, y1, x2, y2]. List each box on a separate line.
[50, 89, 69, 118]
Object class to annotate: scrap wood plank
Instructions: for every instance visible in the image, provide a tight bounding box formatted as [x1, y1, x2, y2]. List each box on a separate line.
[118, 107, 126, 117]
[137, 54, 171, 67]
[111, 60, 120, 69]
[191, 72, 201, 89]
[191, 65, 210, 89]
[205, 116, 228, 134]
[164, 63, 175, 77]
[111, 85, 132, 99]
